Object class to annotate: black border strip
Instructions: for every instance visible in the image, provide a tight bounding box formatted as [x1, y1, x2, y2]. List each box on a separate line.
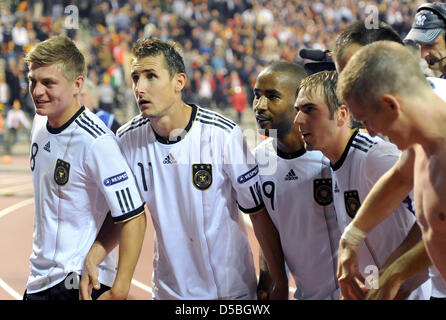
[331, 130, 359, 171]
[75, 119, 97, 138]
[195, 117, 231, 133]
[47, 106, 85, 134]
[198, 108, 236, 128]
[118, 117, 151, 138]
[238, 202, 265, 214]
[277, 146, 306, 160]
[112, 203, 145, 223]
[154, 104, 198, 144]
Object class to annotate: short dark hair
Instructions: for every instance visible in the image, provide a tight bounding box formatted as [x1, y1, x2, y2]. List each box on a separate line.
[267, 61, 307, 97]
[132, 38, 186, 79]
[334, 21, 403, 63]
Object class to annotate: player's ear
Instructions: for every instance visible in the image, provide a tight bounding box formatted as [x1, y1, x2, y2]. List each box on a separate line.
[381, 94, 401, 115]
[336, 104, 350, 127]
[73, 75, 84, 96]
[174, 72, 187, 93]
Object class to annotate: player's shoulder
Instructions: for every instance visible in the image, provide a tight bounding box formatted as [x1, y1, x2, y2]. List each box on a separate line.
[350, 131, 380, 153]
[358, 132, 400, 167]
[116, 113, 150, 140]
[75, 108, 111, 141]
[195, 105, 238, 134]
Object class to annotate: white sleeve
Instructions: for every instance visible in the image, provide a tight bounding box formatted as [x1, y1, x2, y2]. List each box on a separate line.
[86, 134, 145, 223]
[224, 126, 264, 214]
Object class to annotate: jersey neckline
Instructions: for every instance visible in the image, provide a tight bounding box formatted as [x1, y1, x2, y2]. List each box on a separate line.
[153, 104, 198, 144]
[46, 106, 85, 134]
[276, 144, 306, 159]
[330, 129, 359, 171]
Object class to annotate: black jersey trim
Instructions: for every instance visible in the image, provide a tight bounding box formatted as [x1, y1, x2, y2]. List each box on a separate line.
[195, 117, 232, 133]
[75, 119, 98, 138]
[197, 108, 236, 129]
[238, 202, 265, 214]
[77, 115, 105, 138]
[121, 115, 145, 131]
[276, 145, 306, 160]
[196, 112, 235, 132]
[112, 203, 145, 224]
[120, 189, 131, 212]
[115, 187, 136, 213]
[331, 130, 359, 171]
[117, 116, 150, 138]
[125, 187, 135, 210]
[351, 144, 369, 153]
[357, 134, 377, 145]
[153, 104, 198, 144]
[198, 107, 236, 126]
[47, 106, 85, 134]
[353, 137, 372, 149]
[81, 113, 106, 135]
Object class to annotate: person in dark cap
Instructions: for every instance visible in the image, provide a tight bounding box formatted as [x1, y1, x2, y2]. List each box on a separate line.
[405, 2, 446, 78]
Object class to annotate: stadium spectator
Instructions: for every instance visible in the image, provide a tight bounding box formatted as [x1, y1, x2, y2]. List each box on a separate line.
[0, 0, 426, 115]
[5, 98, 30, 154]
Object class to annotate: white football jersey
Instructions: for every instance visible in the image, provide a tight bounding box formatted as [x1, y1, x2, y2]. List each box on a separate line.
[254, 138, 341, 300]
[27, 107, 144, 294]
[331, 130, 430, 299]
[117, 104, 261, 300]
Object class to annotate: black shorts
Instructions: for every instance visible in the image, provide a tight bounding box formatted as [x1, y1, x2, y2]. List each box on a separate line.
[23, 272, 111, 300]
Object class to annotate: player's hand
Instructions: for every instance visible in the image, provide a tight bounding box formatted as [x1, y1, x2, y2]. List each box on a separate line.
[257, 271, 272, 300]
[268, 279, 288, 300]
[79, 263, 100, 300]
[337, 238, 367, 300]
[96, 285, 129, 300]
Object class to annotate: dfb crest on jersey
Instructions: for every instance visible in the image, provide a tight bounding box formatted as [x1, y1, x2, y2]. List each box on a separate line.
[344, 190, 361, 218]
[54, 158, 70, 186]
[192, 164, 212, 190]
[313, 178, 333, 206]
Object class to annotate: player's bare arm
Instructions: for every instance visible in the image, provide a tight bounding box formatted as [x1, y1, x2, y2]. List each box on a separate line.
[249, 207, 288, 299]
[80, 213, 118, 299]
[366, 239, 431, 300]
[80, 206, 147, 300]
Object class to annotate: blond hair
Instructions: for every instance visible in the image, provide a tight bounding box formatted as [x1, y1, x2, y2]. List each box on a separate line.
[337, 41, 430, 109]
[298, 71, 340, 119]
[25, 35, 86, 82]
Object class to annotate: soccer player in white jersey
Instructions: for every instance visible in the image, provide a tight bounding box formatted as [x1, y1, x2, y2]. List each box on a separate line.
[24, 35, 146, 300]
[252, 61, 341, 300]
[81, 38, 288, 300]
[294, 70, 431, 300]
[333, 21, 446, 300]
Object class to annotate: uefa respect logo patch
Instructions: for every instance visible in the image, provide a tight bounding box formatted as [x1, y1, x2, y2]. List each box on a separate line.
[104, 172, 128, 186]
[237, 165, 259, 184]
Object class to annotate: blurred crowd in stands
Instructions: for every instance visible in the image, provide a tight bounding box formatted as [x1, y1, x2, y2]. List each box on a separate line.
[0, 0, 431, 130]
